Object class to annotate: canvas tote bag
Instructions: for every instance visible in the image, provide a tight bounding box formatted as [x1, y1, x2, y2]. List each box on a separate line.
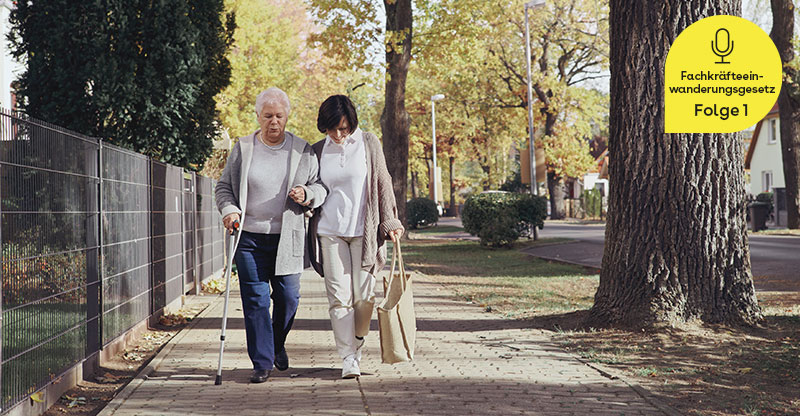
[377, 240, 416, 363]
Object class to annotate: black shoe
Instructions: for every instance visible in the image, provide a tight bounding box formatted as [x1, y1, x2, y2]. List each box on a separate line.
[250, 369, 270, 383]
[274, 350, 289, 371]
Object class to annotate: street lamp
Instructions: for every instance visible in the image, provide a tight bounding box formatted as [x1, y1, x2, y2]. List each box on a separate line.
[524, 0, 545, 196]
[430, 94, 445, 209]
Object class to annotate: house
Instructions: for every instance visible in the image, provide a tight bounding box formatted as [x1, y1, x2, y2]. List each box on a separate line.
[745, 102, 782, 195]
[563, 137, 609, 218]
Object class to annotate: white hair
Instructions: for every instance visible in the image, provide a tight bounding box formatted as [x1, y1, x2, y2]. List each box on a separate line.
[255, 87, 291, 116]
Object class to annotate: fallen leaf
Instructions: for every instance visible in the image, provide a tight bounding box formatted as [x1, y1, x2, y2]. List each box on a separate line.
[67, 397, 87, 408]
[96, 372, 120, 383]
[738, 368, 752, 374]
[30, 392, 45, 403]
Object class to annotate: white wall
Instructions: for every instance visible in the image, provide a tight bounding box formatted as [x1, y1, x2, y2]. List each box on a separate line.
[749, 116, 786, 195]
[583, 172, 609, 197]
[1, 0, 24, 110]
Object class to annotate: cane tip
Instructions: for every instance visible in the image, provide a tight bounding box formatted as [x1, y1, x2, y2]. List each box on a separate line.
[214, 375, 222, 385]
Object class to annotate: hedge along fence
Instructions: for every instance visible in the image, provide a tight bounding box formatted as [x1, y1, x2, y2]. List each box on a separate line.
[0, 108, 225, 413]
[461, 192, 547, 247]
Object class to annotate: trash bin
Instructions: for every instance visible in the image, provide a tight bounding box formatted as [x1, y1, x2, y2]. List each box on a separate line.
[748, 201, 769, 231]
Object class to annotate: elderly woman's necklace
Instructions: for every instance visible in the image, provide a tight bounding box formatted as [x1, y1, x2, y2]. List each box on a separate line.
[260, 131, 285, 150]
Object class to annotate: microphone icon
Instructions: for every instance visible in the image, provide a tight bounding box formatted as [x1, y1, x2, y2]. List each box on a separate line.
[712, 28, 733, 64]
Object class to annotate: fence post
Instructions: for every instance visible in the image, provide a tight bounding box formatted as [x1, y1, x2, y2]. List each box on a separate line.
[192, 172, 200, 294]
[85, 138, 101, 362]
[0, 126, 3, 413]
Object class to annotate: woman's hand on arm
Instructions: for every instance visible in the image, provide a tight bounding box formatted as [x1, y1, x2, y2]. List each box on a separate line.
[289, 186, 309, 206]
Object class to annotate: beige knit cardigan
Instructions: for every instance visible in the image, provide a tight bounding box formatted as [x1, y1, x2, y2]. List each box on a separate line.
[307, 131, 404, 276]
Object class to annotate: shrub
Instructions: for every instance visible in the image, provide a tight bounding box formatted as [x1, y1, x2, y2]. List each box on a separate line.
[406, 197, 439, 229]
[461, 192, 547, 247]
[581, 189, 602, 218]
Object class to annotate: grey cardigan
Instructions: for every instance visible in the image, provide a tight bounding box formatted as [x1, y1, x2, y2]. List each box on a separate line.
[307, 132, 404, 276]
[215, 130, 327, 275]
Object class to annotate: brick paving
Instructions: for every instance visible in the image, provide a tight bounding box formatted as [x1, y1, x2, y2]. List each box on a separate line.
[99, 271, 667, 415]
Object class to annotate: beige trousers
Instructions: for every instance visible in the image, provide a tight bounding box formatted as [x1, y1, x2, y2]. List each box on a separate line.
[319, 235, 376, 359]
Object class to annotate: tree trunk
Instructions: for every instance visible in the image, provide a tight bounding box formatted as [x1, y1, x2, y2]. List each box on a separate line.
[771, 0, 800, 229]
[541, 109, 567, 219]
[547, 171, 566, 219]
[410, 169, 418, 199]
[449, 155, 456, 215]
[590, 0, 761, 327]
[480, 162, 491, 191]
[381, 0, 412, 226]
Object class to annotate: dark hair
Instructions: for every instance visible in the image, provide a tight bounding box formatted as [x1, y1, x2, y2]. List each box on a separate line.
[317, 95, 359, 134]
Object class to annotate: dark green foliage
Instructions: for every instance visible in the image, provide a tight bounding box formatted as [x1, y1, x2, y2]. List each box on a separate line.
[581, 188, 602, 218]
[500, 170, 526, 193]
[407, 197, 439, 229]
[461, 192, 546, 247]
[8, 0, 235, 169]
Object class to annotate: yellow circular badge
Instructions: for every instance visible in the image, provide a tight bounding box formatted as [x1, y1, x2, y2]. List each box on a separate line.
[665, 15, 781, 133]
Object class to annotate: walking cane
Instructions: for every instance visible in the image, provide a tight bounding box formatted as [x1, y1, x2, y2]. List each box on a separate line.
[215, 219, 239, 385]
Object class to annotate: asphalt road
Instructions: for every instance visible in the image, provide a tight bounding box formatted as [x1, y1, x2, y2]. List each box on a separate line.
[529, 222, 800, 291]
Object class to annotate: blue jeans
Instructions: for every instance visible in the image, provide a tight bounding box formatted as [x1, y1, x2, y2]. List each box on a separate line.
[234, 231, 301, 370]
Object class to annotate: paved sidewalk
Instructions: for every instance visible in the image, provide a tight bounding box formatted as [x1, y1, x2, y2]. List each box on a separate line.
[100, 271, 667, 415]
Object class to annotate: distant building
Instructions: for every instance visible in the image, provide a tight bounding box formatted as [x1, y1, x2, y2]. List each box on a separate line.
[745, 103, 782, 195]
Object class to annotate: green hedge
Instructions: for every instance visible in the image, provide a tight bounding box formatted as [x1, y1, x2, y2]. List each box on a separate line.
[407, 197, 439, 229]
[581, 188, 602, 218]
[461, 192, 547, 247]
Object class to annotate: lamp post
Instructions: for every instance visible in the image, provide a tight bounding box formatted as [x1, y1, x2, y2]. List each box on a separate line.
[430, 94, 445, 208]
[524, 0, 545, 196]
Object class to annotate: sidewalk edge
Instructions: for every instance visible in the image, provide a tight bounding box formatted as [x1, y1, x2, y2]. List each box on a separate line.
[420, 268, 680, 416]
[97, 294, 222, 416]
[575, 357, 684, 416]
[521, 250, 602, 271]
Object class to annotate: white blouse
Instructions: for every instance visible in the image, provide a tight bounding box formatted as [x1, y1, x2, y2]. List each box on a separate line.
[317, 128, 368, 237]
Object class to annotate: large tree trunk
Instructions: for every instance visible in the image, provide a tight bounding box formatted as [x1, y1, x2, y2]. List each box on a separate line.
[590, 0, 761, 327]
[771, 0, 800, 229]
[381, 0, 412, 226]
[547, 171, 566, 219]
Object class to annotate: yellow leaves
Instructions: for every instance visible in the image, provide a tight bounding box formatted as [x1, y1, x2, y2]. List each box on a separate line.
[29, 391, 45, 403]
[158, 313, 189, 327]
[385, 28, 411, 54]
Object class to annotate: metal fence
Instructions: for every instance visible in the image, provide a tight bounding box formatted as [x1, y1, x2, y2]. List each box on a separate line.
[0, 108, 225, 412]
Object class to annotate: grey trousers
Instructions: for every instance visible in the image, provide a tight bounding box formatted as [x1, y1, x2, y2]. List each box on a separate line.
[319, 235, 376, 359]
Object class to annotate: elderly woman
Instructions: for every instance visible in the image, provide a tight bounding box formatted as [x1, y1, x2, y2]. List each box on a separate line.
[308, 94, 404, 378]
[215, 87, 327, 383]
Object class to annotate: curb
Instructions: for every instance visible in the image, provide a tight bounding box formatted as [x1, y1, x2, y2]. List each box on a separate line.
[574, 357, 684, 416]
[97, 295, 222, 416]
[520, 249, 602, 272]
[420, 268, 680, 415]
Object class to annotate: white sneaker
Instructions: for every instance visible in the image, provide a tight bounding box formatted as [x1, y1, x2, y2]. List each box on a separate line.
[355, 337, 365, 363]
[342, 354, 360, 379]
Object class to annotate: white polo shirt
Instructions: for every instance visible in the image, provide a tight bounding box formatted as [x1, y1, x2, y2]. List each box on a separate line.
[317, 128, 368, 237]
